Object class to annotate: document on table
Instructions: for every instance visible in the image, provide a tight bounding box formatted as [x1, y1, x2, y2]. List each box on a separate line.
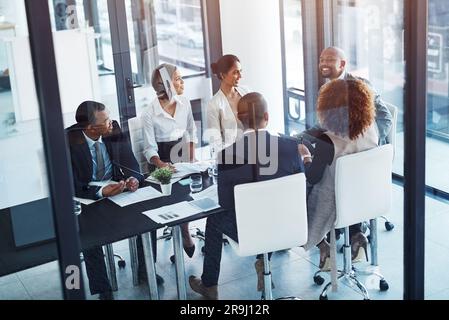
[190, 184, 218, 202]
[88, 180, 117, 188]
[142, 201, 202, 224]
[109, 186, 163, 207]
[171, 161, 211, 179]
[189, 185, 220, 211]
[74, 197, 98, 205]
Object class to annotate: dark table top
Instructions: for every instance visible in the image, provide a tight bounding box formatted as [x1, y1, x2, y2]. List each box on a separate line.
[0, 174, 222, 277]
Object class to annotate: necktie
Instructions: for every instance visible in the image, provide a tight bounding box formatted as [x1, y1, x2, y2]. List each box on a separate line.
[95, 141, 105, 181]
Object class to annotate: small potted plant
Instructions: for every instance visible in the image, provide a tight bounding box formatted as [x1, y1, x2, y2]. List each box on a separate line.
[151, 167, 173, 195]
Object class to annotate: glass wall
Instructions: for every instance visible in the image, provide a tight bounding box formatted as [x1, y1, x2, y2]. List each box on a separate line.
[282, 0, 306, 136]
[425, 0, 449, 300]
[0, 0, 63, 300]
[332, 0, 405, 299]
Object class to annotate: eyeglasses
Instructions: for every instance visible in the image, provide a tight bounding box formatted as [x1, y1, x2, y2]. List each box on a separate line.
[319, 58, 338, 64]
[94, 117, 112, 127]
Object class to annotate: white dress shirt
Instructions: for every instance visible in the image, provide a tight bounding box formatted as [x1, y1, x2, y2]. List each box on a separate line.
[206, 86, 249, 152]
[142, 96, 198, 161]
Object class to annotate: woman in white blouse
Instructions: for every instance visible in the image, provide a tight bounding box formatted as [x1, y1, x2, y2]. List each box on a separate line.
[142, 63, 197, 258]
[207, 55, 249, 152]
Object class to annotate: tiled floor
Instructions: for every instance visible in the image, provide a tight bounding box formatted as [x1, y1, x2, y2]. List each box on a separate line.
[1, 184, 449, 300]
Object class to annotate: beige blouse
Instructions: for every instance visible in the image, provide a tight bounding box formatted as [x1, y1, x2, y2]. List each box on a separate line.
[206, 86, 249, 152]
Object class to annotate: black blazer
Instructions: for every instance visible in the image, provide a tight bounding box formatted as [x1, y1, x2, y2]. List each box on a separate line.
[217, 131, 304, 213]
[66, 121, 143, 200]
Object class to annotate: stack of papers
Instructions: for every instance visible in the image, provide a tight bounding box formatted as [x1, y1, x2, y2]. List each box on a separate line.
[109, 186, 163, 207]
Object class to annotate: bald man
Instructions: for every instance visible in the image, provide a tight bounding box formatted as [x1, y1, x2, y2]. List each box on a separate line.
[317, 46, 392, 144]
[189, 92, 304, 300]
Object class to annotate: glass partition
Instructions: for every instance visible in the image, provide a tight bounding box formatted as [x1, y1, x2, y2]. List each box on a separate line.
[332, 0, 405, 300]
[0, 0, 63, 300]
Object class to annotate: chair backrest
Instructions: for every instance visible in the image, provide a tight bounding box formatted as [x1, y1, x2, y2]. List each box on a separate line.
[128, 117, 149, 174]
[334, 144, 393, 229]
[232, 173, 308, 257]
[385, 103, 398, 157]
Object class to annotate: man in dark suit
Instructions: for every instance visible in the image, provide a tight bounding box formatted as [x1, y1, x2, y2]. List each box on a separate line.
[66, 101, 159, 300]
[189, 92, 304, 300]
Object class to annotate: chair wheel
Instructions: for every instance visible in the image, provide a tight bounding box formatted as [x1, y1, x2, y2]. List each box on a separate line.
[379, 279, 389, 291]
[319, 294, 328, 300]
[385, 222, 395, 231]
[117, 260, 126, 269]
[170, 255, 175, 264]
[314, 275, 325, 286]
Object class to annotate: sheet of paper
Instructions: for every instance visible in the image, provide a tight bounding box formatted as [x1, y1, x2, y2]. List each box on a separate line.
[189, 197, 220, 211]
[189, 185, 220, 211]
[74, 197, 97, 205]
[171, 162, 208, 179]
[108, 186, 163, 207]
[142, 201, 202, 224]
[190, 184, 218, 202]
[88, 180, 117, 188]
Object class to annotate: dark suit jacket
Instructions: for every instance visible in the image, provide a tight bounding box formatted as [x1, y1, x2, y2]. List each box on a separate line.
[217, 130, 304, 213]
[66, 121, 143, 200]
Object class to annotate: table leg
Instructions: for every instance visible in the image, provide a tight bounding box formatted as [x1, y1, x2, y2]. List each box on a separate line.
[141, 232, 159, 300]
[172, 225, 187, 300]
[104, 243, 118, 291]
[129, 236, 139, 286]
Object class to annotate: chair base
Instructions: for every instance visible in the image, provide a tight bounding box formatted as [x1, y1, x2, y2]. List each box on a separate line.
[313, 222, 390, 300]
[317, 269, 370, 300]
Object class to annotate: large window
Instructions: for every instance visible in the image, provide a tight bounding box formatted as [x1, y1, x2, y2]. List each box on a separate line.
[154, 0, 205, 72]
[427, 0, 449, 193]
[425, 0, 449, 300]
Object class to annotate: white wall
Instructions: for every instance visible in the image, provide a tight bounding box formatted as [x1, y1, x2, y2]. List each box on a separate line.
[0, 0, 28, 36]
[220, 0, 285, 133]
[5, 29, 101, 122]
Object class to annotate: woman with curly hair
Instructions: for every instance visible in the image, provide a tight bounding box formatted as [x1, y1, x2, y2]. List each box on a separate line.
[299, 79, 378, 271]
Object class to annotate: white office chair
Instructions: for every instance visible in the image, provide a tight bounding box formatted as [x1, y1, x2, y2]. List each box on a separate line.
[128, 116, 150, 174]
[374, 103, 398, 232]
[385, 103, 398, 158]
[227, 173, 308, 300]
[314, 144, 393, 300]
[127, 117, 153, 286]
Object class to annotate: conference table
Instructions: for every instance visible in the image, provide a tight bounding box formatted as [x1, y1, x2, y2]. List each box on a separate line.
[0, 173, 223, 300]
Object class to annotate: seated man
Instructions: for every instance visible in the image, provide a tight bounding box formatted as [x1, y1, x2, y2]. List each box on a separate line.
[66, 101, 162, 299]
[189, 92, 304, 299]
